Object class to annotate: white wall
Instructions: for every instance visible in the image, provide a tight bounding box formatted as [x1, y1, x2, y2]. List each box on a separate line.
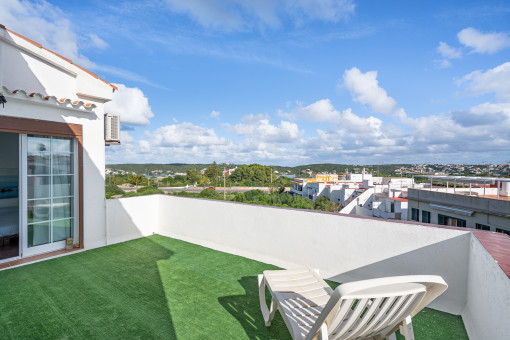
[354, 205, 373, 217]
[462, 235, 510, 340]
[340, 188, 374, 214]
[501, 182, 510, 196]
[105, 195, 510, 339]
[155, 195, 469, 313]
[105, 196, 159, 244]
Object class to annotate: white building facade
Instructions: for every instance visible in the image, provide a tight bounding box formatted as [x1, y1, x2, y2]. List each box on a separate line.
[0, 25, 115, 262]
[407, 176, 510, 235]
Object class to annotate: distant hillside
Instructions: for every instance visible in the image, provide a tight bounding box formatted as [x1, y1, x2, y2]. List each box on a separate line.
[106, 163, 216, 173]
[107, 163, 409, 176]
[273, 164, 408, 176]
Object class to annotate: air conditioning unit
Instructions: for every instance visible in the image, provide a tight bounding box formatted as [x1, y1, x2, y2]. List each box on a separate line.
[104, 113, 120, 145]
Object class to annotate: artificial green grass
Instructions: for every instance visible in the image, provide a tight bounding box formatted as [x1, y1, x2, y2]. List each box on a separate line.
[0, 235, 468, 339]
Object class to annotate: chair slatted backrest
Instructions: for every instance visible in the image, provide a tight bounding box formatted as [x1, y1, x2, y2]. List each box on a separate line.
[305, 276, 448, 340]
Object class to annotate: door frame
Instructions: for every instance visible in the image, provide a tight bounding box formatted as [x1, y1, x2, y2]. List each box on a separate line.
[0, 116, 83, 255]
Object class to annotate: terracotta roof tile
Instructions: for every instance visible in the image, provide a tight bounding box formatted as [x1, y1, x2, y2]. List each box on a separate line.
[3, 26, 117, 91]
[3, 87, 96, 110]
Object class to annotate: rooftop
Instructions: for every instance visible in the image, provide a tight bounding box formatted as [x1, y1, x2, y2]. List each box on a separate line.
[417, 175, 510, 184]
[0, 235, 468, 339]
[387, 197, 408, 202]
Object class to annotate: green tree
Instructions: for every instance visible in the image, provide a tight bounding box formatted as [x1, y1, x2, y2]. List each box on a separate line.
[120, 186, 164, 198]
[105, 183, 124, 199]
[186, 169, 202, 184]
[127, 174, 146, 186]
[229, 164, 277, 186]
[205, 162, 220, 185]
[199, 188, 221, 199]
[314, 196, 340, 212]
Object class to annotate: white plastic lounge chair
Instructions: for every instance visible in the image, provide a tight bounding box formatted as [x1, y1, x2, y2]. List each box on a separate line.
[258, 267, 447, 340]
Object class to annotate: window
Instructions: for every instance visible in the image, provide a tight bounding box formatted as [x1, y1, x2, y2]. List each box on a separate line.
[390, 202, 395, 213]
[476, 223, 491, 231]
[422, 210, 431, 223]
[496, 228, 510, 236]
[411, 208, 419, 221]
[438, 214, 466, 227]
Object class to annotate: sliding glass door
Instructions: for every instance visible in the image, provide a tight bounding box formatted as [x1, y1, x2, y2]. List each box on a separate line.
[22, 135, 77, 257]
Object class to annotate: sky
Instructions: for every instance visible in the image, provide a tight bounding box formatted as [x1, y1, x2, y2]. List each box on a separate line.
[2, 0, 510, 166]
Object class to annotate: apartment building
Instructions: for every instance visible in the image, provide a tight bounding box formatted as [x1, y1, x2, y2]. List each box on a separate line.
[408, 176, 510, 235]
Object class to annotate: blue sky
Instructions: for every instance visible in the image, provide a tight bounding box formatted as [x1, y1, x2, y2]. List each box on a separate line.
[2, 0, 510, 165]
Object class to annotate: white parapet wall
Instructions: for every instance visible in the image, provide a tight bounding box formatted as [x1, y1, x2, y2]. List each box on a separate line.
[462, 236, 510, 340]
[105, 196, 159, 244]
[105, 195, 510, 340]
[155, 195, 469, 314]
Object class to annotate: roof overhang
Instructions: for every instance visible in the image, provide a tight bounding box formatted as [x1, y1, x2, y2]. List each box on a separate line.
[430, 203, 474, 216]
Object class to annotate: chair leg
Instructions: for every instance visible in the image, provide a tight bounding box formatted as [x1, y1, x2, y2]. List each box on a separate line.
[258, 274, 276, 326]
[386, 333, 397, 340]
[268, 298, 277, 325]
[399, 316, 415, 340]
[318, 323, 329, 340]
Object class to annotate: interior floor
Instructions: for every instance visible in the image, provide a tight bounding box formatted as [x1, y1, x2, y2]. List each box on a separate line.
[0, 235, 19, 260]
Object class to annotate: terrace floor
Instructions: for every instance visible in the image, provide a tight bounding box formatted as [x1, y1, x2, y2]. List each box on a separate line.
[0, 235, 468, 339]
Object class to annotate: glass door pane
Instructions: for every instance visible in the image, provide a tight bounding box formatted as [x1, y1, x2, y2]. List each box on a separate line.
[28, 222, 50, 247]
[26, 135, 75, 250]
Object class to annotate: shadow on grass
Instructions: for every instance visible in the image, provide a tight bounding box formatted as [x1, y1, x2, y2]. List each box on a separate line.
[0, 236, 178, 339]
[218, 276, 292, 340]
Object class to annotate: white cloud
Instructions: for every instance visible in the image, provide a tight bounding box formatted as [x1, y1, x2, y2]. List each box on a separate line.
[435, 42, 461, 68]
[240, 113, 270, 123]
[86, 33, 109, 50]
[150, 122, 228, 147]
[0, 0, 163, 88]
[406, 102, 510, 154]
[107, 98, 510, 165]
[104, 84, 154, 126]
[343, 67, 397, 115]
[285, 0, 356, 24]
[164, 0, 355, 31]
[210, 110, 220, 118]
[437, 41, 461, 59]
[0, 0, 96, 68]
[457, 27, 510, 54]
[341, 108, 383, 135]
[436, 59, 452, 69]
[279, 99, 342, 122]
[451, 102, 510, 127]
[225, 114, 302, 143]
[299, 107, 406, 160]
[139, 140, 151, 153]
[120, 131, 135, 144]
[459, 62, 510, 102]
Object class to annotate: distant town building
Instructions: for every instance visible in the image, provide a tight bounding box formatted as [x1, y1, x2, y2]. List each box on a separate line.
[407, 176, 510, 236]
